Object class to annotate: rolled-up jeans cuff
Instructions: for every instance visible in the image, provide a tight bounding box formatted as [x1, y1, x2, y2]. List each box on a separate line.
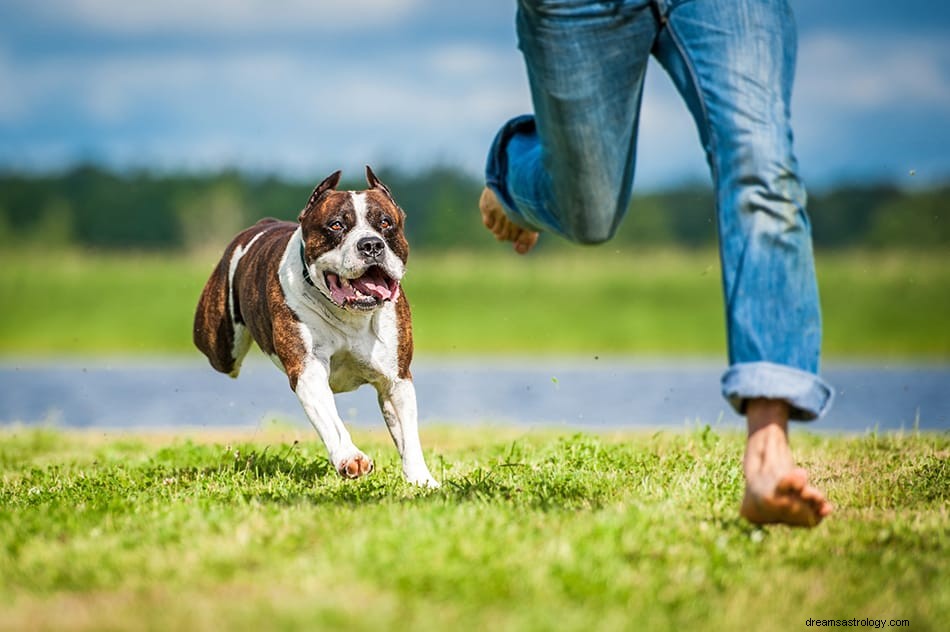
[485, 114, 540, 228]
[721, 361, 835, 421]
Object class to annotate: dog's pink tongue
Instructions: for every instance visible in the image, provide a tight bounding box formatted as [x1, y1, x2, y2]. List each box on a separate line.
[351, 268, 394, 300]
[325, 273, 356, 304]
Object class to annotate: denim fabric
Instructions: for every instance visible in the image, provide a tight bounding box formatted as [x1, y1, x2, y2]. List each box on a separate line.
[486, 0, 834, 420]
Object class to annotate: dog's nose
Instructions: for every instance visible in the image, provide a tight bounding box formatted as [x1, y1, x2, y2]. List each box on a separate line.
[357, 236, 385, 260]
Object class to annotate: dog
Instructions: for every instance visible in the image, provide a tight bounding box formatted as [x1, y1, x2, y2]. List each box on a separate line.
[193, 167, 438, 487]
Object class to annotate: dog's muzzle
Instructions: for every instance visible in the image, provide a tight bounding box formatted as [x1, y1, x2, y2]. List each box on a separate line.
[323, 266, 400, 310]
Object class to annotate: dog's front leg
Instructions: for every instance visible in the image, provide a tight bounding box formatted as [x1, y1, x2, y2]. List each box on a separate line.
[377, 378, 439, 487]
[295, 361, 373, 479]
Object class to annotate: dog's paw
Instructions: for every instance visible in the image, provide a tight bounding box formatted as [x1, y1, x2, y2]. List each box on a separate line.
[405, 470, 440, 488]
[336, 453, 374, 479]
[413, 477, 441, 489]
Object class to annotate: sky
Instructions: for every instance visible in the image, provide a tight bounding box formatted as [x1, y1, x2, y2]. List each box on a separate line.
[1, 0, 949, 190]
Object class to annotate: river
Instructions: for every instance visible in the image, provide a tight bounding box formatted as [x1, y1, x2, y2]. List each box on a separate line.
[1, 357, 947, 433]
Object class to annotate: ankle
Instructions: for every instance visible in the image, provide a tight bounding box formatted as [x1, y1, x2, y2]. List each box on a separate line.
[746, 398, 790, 435]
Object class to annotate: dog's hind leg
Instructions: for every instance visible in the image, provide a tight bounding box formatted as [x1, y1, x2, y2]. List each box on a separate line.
[227, 322, 253, 377]
[194, 253, 241, 375]
[194, 238, 256, 377]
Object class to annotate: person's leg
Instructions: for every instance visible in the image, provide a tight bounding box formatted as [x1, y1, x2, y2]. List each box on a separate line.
[652, 0, 833, 525]
[483, 0, 658, 250]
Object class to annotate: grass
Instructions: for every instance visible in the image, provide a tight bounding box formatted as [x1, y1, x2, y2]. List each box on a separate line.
[1, 426, 947, 631]
[0, 248, 948, 358]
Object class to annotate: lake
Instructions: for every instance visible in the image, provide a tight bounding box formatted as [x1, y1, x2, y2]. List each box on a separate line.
[1, 357, 947, 434]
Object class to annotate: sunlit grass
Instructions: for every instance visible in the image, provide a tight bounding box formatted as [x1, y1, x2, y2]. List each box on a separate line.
[1, 426, 947, 631]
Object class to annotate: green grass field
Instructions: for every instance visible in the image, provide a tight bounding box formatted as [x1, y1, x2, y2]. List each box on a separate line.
[0, 248, 947, 358]
[1, 427, 946, 631]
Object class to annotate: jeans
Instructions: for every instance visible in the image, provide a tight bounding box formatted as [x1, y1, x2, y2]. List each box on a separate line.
[486, 0, 833, 420]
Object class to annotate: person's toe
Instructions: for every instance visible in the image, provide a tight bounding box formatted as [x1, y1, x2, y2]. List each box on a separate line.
[482, 210, 499, 232]
[775, 468, 808, 495]
[514, 230, 539, 254]
[801, 484, 833, 518]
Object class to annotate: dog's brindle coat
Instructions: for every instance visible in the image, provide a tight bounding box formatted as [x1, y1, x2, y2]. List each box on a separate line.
[193, 168, 438, 486]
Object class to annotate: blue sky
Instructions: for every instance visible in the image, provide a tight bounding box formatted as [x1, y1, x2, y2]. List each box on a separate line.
[1, 0, 948, 190]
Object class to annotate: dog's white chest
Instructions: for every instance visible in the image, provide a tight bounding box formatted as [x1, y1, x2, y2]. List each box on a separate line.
[327, 351, 375, 393]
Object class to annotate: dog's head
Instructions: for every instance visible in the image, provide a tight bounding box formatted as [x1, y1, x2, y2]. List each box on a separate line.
[298, 167, 409, 312]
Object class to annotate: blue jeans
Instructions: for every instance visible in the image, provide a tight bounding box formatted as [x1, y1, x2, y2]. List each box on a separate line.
[486, 0, 833, 420]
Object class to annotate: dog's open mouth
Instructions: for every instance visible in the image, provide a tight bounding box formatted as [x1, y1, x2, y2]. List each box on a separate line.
[324, 266, 400, 309]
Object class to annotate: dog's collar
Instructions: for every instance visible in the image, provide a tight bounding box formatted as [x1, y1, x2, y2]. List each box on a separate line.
[299, 241, 317, 288]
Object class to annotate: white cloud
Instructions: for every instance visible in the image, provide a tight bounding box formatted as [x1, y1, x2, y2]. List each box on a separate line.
[1, 51, 222, 126]
[5, 9, 949, 187]
[0, 52, 28, 121]
[790, 30, 950, 180]
[427, 44, 511, 77]
[0, 32, 724, 185]
[797, 31, 950, 110]
[14, 0, 424, 34]
[0, 39, 534, 176]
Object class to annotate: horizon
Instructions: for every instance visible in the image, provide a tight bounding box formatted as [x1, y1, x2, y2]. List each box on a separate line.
[1, 160, 945, 195]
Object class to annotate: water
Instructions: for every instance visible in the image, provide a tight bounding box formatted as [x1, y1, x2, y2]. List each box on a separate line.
[0, 357, 947, 433]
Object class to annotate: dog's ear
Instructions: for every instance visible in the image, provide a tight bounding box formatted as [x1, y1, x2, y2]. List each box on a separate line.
[365, 165, 396, 204]
[299, 170, 342, 220]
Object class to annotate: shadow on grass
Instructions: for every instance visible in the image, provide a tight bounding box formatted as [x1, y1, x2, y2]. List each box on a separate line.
[191, 430, 749, 512]
[226, 442, 334, 480]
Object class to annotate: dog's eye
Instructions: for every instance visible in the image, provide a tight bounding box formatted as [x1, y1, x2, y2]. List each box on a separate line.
[328, 221, 344, 232]
[380, 217, 392, 230]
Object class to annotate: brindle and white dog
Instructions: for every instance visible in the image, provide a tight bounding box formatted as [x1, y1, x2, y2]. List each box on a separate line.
[193, 167, 438, 486]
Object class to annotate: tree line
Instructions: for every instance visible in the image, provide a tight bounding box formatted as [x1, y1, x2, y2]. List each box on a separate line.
[0, 164, 946, 252]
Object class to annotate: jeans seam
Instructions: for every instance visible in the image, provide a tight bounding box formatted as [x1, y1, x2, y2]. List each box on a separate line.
[662, 19, 716, 180]
[662, 15, 737, 359]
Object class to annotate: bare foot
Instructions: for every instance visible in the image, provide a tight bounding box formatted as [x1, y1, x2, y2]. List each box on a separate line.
[740, 399, 833, 527]
[336, 453, 374, 479]
[479, 187, 539, 254]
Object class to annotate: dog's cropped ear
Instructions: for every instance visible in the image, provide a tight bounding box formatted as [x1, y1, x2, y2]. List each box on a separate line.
[299, 170, 342, 220]
[365, 165, 396, 204]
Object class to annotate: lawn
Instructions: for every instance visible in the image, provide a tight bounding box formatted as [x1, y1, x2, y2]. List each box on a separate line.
[1, 426, 947, 631]
[0, 248, 947, 358]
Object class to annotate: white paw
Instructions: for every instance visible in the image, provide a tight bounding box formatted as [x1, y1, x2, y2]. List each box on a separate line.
[335, 451, 374, 479]
[405, 470, 440, 488]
